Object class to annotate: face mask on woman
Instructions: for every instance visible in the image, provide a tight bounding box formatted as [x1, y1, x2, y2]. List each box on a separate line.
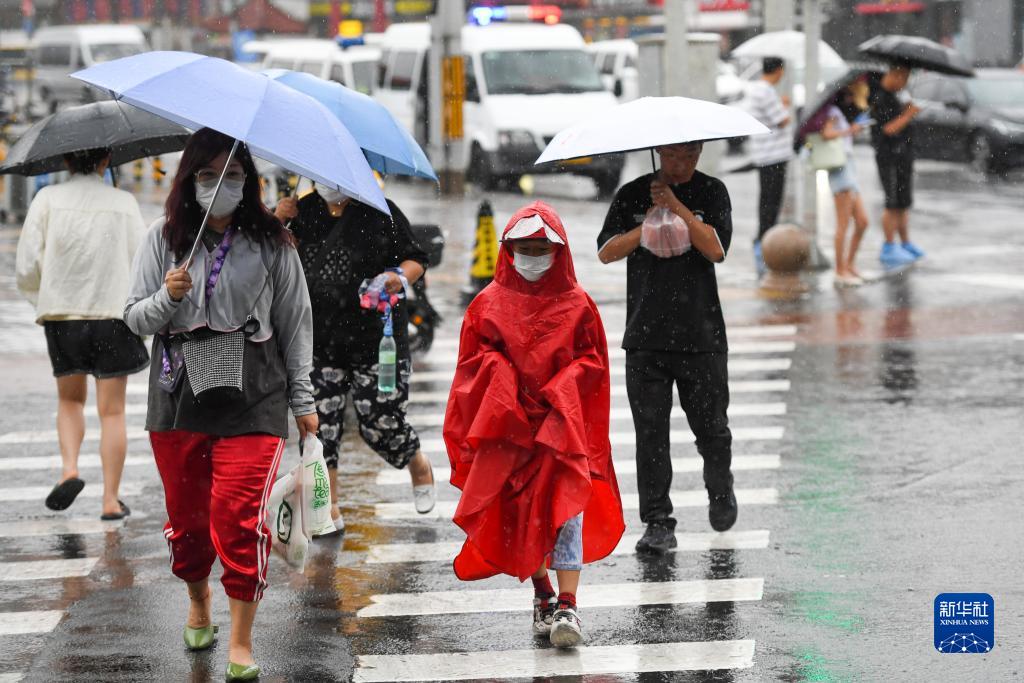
[195, 178, 245, 218]
[513, 251, 554, 282]
[316, 184, 350, 205]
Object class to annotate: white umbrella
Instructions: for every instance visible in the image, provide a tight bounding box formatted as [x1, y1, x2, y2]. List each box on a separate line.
[534, 96, 769, 167]
[731, 30, 846, 70]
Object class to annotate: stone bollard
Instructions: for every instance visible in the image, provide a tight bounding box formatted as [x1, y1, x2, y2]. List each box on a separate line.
[760, 223, 811, 295]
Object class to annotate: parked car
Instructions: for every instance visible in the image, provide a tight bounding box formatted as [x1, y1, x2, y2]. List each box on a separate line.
[261, 39, 380, 94]
[586, 39, 639, 102]
[32, 25, 148, 113]
[909, 69, 1024, 174]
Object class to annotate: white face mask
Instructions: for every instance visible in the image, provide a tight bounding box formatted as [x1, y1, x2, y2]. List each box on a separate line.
[513, 251, 554, 282]
[316, 184, 350, 205]
[195, 178, 244, 218]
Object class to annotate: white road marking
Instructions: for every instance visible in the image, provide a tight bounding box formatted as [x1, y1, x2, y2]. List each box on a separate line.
[0, 673, 24, 683]
[407, 403, 786, 428]
[0, 558, 99, 581]
[376, 454, 781, 486]
[372, 488, 778, 520]
[66, 404, 148, 417]
[353, 639, 756, 681]
[126, 384, 148, 395]
[410, 358, 791, 384]
[420, 342, 793, 367]
[357, 577, 763, 618]
[942, 273, 1024, 291]
[0, 455, 151, 471]
[0, 428, 149, 445]
[365, 529, 771, 564]
[0, 481, 143, 503]
[409, 379, 791, 403]
[0, 611, 64, 636]
[0, 518, 125, 538]
[418, 427, 784, 454]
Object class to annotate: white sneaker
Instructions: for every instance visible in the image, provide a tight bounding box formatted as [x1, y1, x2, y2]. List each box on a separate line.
[413, 461, 436, 514]
[313, 514, 345, 538]
[549, 604, 583, 649]
[532, 595, 556, 635]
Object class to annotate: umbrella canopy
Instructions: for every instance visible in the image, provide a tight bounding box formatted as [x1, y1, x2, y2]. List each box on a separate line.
[535, 96, 769, 165]
[732, 30, 846, 71]
[262, 69, 436, 181]
[795, 65, 883, 147]
[858, 35, 974, 77]
[71, 51, 388, 216]
[0, 100, 190, 176]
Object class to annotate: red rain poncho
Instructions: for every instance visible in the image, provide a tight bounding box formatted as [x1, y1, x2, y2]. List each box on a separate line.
[443, 201, 625, 581]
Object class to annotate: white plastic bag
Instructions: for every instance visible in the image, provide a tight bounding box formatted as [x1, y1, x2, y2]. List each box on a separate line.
[298, 435, 335, 538]
[268, 467, 308, 571]
[641, 207, 691, 258]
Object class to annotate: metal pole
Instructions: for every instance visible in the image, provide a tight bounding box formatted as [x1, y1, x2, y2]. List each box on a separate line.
[429, 0, 464, 195]
[183, 138, 240, 267]
[801, 0, 829, 269]
[663, 0, 690, 98]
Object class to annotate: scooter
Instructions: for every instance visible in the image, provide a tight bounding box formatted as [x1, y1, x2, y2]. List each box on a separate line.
[408, 223, 444, 354]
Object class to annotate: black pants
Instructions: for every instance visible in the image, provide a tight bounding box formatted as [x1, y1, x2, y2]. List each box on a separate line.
[757, 161, 788, 241]
[625, 350, 733, 530]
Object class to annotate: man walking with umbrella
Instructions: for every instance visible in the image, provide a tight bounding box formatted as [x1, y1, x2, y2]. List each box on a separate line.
[597, 142, 738, 554]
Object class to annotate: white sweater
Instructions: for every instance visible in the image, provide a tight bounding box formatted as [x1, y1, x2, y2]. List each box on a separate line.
[15, 173, 146, 324]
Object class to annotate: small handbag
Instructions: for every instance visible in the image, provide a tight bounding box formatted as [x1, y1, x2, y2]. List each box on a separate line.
[806, 133, 847, 171]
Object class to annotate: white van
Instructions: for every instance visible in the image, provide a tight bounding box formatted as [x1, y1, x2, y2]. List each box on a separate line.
[377, 20, 623, 196]
[32, 25, 148, 112]
[586, 39, 639, 102]
[261, 39, 380, 95]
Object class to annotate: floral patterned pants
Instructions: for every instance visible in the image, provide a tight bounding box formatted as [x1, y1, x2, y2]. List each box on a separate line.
[309, 358, 420, 470]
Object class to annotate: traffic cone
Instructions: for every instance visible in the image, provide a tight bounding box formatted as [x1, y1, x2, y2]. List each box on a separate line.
[460, 200, 498, 305]
[133, 159, 144, 187]
[153, 156, 165, 187]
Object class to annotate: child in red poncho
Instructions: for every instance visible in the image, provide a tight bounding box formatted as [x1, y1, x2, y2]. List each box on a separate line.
[443, 201, 625, 649]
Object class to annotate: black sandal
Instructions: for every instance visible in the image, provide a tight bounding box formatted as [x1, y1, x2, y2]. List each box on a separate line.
[45, 478, 85, 511]
[100, 500, 131, 521]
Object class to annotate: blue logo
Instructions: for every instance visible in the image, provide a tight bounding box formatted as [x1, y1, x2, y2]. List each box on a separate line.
[934, 593, 994, 653]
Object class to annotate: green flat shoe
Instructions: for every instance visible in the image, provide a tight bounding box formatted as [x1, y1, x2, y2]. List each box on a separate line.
[225, 662, 260, 681]
[183, 623, 218, 651]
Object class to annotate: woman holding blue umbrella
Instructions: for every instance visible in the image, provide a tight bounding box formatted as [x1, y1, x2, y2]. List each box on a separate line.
[125, 128, 317, 681]
[275, 187, 435, 521]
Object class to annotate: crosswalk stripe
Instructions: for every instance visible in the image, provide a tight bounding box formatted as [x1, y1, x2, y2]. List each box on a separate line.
[409, 358, 791, 384]
[0, 558, 99, 581]
[353, 639, 756, 681]
[0, 455, 152, 471]
[418, 427, 784, 455]
[357, 577, 764, 618]
[420, 342, 793, 367]
[72, 404, 147, 417]
[126, 385, 147, 396]
[0, 482, 143, 503]
[0, 428, 149, 445]
[365, 529, 771, 564]
[0, 519, 125, 538]
[376, 455, 781, 486]
[430, 324, 798, 350]
[407, 403, 786, 428]
[372, 488, 778, 520]
[409, 379, 791, 404]
[0, 673, 25, 683]
[0, 611, 64, 636]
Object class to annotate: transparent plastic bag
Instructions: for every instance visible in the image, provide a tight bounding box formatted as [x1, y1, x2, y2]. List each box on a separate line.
[640, 207, 691, 258]
[298, 435, 335, 538]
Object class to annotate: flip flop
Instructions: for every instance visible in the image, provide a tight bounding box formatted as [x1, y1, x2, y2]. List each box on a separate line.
[45, 478, 85, 511]
[100, 500, 131, 521]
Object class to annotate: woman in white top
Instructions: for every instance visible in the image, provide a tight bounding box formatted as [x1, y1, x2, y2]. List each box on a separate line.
[15, 147, 149, 519]
[820, 81, 871, 287]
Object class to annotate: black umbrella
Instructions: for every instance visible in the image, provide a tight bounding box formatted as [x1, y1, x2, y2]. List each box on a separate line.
[0, 100, 190, 176]
[795, 64, 883, 148]
[858, 35, 974, 78]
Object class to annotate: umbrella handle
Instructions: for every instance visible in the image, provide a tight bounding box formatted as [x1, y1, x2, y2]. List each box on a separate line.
[183, 139, 241, 268]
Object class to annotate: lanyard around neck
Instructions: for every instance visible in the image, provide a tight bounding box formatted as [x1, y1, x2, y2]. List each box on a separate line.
[205, 226, 235, 302]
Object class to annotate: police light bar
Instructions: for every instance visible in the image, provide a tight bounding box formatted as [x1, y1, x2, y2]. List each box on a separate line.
[468, 5, 562, 26]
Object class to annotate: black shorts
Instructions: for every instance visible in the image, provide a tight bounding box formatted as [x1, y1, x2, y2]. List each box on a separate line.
[43, 320, 150, 379]
[876, 154, 914, 210]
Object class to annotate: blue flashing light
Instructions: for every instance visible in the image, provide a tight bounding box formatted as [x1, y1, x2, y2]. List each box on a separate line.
[469, 6, 507, 25]
[336, 36, 366, 49]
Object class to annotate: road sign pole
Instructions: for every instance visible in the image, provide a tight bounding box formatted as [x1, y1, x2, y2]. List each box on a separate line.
[429, 0, 465, 195]
[802, 0, 830, 270]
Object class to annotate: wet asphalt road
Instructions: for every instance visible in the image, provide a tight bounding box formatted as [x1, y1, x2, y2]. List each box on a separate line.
[0, 147, 1022, 682]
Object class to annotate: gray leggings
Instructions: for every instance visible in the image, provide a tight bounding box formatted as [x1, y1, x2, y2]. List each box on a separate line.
[550, 513, 583, 571]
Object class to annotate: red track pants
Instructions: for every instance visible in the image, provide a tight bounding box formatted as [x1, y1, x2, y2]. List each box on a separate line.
[150, 431, 285, 602]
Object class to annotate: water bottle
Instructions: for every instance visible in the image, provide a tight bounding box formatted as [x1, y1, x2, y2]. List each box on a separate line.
[378, 309, 397, 394]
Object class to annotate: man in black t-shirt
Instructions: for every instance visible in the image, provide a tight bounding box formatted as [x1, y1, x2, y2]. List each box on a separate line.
[597, 142, 737, 555]
[869, 64, 924, 270]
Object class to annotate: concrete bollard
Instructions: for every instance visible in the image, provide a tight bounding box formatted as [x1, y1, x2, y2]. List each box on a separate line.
[760, 223, 811, 295]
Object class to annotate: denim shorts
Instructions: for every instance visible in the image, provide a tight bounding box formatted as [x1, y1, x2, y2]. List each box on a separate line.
[828, 156, 860, 195]
[551, 513, 583, 571]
